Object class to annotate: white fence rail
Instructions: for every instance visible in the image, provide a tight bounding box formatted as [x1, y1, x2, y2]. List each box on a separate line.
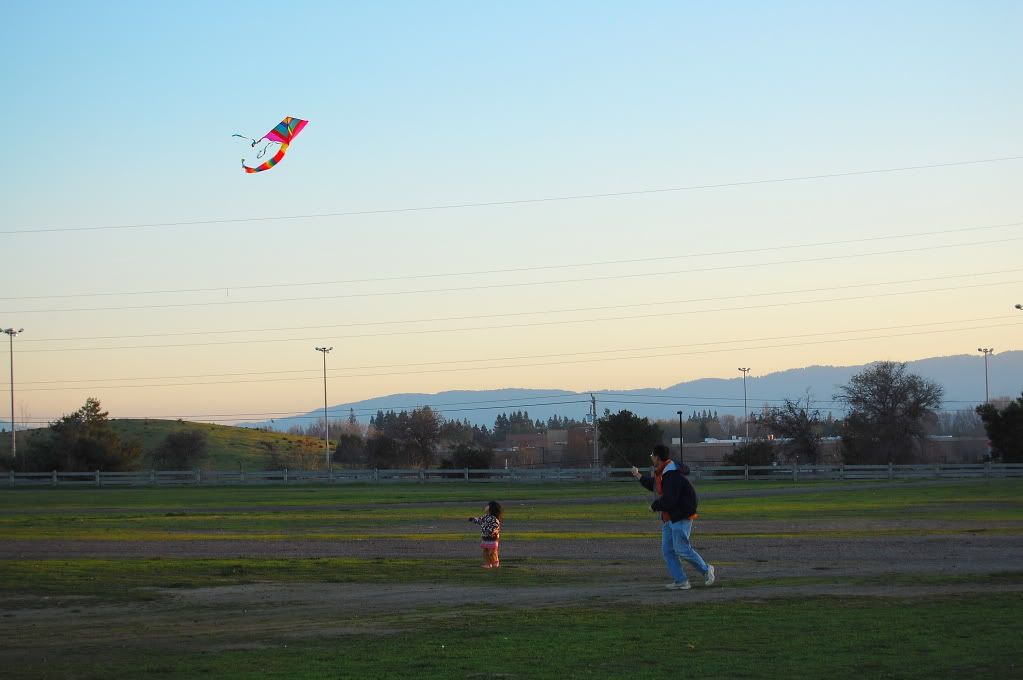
[3, 463, 1022, 488]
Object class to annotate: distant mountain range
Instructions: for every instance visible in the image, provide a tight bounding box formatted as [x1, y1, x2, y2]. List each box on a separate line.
[2, 352, 1018, 433]
[236, 351, 1023, 431]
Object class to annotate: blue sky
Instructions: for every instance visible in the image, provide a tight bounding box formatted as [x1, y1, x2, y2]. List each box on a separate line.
[2, 1, 1021, 425]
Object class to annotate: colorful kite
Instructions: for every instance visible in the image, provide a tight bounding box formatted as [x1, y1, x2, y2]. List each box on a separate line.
[234, 116, 308, 173]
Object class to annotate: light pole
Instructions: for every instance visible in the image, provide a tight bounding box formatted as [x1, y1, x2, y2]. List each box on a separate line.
[738, 368, 751, 441]
[676, 410, 684, 464]
[315, 347, 333, 470]
[3, 328, 23, 462]
[977, 348, 994, 403]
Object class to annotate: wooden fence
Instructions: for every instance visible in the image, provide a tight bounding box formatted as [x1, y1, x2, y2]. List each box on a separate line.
[3, 463, 1022, 488]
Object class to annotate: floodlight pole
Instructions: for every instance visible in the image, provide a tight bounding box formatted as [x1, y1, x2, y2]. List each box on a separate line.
[3, 328, 23, 462]
[977, 348, 993, 403]
[676, 410, 684, 464]
[738, 368, 751, 441]
[315, 347, 333, 470]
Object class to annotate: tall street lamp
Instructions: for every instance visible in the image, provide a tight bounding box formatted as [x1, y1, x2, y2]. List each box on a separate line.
[3, 328, 23, 462]
[315, 347, 333, 470]
[977, 348, 994, 403]
[738, 368, 751, 441]
[676, 410, 684, 464]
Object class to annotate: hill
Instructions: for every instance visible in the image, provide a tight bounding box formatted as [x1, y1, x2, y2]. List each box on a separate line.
[243, 351, 1023, 430]
[0, 420, 330, 470]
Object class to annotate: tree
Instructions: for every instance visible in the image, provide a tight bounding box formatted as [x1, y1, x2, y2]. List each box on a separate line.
[724, 440, 775, 466]
[149, 429, 208, 470]
[758, 395, 824, 463]
[597, 409, 663, 467]
[365, 434, 404, 469]
[976, 393, 1023, 462]
[405, 407, 441, 468]
[834, 362, 943, 464]
[443, 444, 494, 469]
[333, 432, 366, 466]
[27, 398, 141, 471]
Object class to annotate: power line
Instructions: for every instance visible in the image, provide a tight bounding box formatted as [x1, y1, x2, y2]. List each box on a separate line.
[11, 313, 1018, 384]
[12, 277, 1023, 353]
[17, 266, 1022, 345]
[6, 235, 1023, 316]
[4, 219, 1021, 302]
[10, 318, 1021, 391]
[4, 155, 1021, 236]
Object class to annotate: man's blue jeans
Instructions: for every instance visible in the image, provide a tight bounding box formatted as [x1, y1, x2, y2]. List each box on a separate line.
[661, 519, 709, 584]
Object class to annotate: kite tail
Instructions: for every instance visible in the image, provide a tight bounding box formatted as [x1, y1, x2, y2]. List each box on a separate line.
[242, 143, 290, 173]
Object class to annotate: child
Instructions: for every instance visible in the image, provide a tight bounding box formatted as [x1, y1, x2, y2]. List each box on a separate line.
[468, 501, 503, 568]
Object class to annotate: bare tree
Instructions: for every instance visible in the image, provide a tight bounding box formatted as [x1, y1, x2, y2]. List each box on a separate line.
[758, 394, 823, 463]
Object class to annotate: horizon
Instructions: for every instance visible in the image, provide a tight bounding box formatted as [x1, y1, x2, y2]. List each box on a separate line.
[7, 349, 1016, 431]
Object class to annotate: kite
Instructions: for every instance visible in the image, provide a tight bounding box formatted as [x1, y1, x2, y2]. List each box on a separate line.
[233, 116, 308, 173]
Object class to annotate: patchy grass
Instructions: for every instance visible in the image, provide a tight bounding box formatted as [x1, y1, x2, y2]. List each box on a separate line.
[2, 556, 1021, 601]
[0, 480, 1020, 545]
[5, 593, 1021, 679]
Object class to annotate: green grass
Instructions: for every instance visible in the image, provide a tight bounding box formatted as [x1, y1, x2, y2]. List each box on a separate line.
[1, 480, 1020, 544]
[6, 593, 1021, 679]
[3, 480, 1022, 678]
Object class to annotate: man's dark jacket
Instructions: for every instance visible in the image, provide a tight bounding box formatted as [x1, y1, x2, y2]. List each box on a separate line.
[638, 460, 698, 522]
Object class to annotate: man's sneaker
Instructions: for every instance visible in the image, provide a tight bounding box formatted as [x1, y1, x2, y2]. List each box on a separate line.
[704, 565, 716, 586]
[665, 581, 691, 590]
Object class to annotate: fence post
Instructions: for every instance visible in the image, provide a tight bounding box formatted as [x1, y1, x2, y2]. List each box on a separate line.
[744, 464, 749, 481]
[150, 469, 156, 486]
[95, 469, 101, 487]
[373, 468, 379, 481]
[195, 469, 201, 486]
[985, 461, 991, 479]
[888, 462, 894, 480]
[464, 467, 469, 481]
[52, 470, 58, 487]
[10, 469, 15, 487]
[792, 464, 797, 483]
[284, 468, 289, 484]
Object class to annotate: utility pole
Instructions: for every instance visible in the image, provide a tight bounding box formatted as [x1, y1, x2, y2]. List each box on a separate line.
[3, 328, 22, 462]
[977, 348, 994, 403]
[590, 393, 599, 466]
[738, 368, 751, 441]
[315, 347, 333, 470]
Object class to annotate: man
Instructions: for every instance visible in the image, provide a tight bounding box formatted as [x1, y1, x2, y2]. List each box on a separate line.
[632, 444, 716, 590]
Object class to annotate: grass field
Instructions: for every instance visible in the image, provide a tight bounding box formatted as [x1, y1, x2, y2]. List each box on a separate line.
[2, 479, 1021, 678]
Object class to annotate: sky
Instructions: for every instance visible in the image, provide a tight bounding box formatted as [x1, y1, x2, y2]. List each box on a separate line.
[1, 1, 1021, 427]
